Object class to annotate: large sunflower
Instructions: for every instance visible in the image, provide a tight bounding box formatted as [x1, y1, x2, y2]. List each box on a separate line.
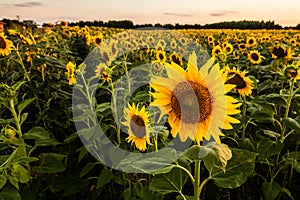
[224, 67, 254, 96]
[122, 103, 151, 152]
[0, 32, 13, 57]
[150, 52, 241, 143]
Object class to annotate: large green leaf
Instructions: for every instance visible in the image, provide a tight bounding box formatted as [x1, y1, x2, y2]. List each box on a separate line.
[149, 167, 188, 195]
[96, 168, 113, 189]
[262, 181, 281, 200]
[32, 154, 66, 173]
[0, 183, 21, 200]
[256, 138, 284, 160]
[208, 148, 257, 188]
[283, 117, 300, 133]
[0, 175, 6, 190]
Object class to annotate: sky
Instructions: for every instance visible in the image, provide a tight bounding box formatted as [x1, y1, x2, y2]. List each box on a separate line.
[1, 0, 300, 26]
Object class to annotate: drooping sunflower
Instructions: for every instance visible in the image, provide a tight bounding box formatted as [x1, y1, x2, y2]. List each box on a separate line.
[248, 50, 262, 64]
[122, 103, 151, 152]
[224, 66, 254, 96]
[169, 52, 183, 66]
[150, 52, 241, 143]
[0, 32, 14, 57]
[271, 45, 292, 59]
[283, 65, 300, 82]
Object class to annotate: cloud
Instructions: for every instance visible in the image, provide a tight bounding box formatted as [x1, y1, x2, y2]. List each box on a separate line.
[12, 1, 43, 7]
[210, 10, 235, 17]
[164, 13, 193, 17]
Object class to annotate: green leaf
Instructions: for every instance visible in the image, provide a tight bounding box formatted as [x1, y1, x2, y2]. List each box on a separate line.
[257, 138, 284, 160]
[11, 81, 26, 92]
[96, 102, 111, 113]
[283, 151, 300, 173]
[7, 175, 19, 190]
[23, 127, 50, 140]
[12, 164, 30, 183]
[80, 162, 95, 178]
[283, 117, 300, 133]
[0, 175, 7, 189]
[149, 167, 188, 195]
[116, 148, 177, 174]
[263, 130, 281, 139]
[0, 183, 22, 200]
[281, 188, 294, 199]
[250, 111, 274, 123]
[32, 154, 66, 173]
[96, 168, 113, 189]
[208, 148, 257, 189]
[262, 181, 281, 200]
[50, 176, 87, 196]
[77, 146, 88, 163]
[17, 98, 36, 113]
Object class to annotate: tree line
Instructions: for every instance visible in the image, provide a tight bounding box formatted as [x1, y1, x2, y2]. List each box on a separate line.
[1, 18, 300, 30]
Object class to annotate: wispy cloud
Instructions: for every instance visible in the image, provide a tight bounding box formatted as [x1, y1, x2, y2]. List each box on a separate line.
[210, 10, 235, 17]
[164, 13, 193, 17]
[11, 1, 43, 8]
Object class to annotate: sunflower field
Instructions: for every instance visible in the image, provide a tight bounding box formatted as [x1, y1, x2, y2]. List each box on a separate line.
[0, 22, 300, 200]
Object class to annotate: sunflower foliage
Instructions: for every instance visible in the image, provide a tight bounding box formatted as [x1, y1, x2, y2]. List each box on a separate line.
[0, 24, 299, 200]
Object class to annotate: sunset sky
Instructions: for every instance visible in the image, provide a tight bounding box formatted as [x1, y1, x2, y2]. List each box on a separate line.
[1, 0, 300, 26]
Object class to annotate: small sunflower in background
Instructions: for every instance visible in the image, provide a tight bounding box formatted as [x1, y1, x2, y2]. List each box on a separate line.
[169, 52, 183, 66]
[223, 42, 233, 55]
[224, 66, 254, 96]
[66, 62, 77, 85]
[211, 45, 222, 58]
[246, 36, 257, 47]
[248, 50, 262, 64]
[0, 32, 14, 57]
[151, 51, 241, 143]
[122, 103, 151, 152]
[156, 50, 167, 64]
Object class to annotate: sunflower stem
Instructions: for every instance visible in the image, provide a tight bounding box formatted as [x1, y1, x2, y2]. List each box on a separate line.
[14, 46, 30, 82]
[242, 95, 247, 139]
[281, 81, 294, 142]
[194, 160, 201, 200]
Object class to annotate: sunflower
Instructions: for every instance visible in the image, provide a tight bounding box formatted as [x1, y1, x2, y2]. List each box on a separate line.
[122, 103, 151, 151]
[170, 39, 178, 49]
[211, 45, 222, 58]
[66, 62, 76, 85]
[223, 43, 233, 55]
[169, 52, 183, 66]
[246, 36, 257, 47]
[150, 51, 241, 143]
[271, 45, 292, 59]
[238, 43, 247, 51]
[224, 67, 254, 96]
[248, 50, 262, 64]
[283, 65, 300, 82]
[156, 50, 167, 64]
[0, 32, 14, 57]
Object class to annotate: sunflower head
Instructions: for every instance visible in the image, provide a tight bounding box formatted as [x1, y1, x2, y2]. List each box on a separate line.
[225, 66, 254, 96]
[122, 103, 151, 152]
[0, 32, 14, 57]
[151, 51, 241, 143]
[283, 64, 300, 82]
[248, 50, 262, 64]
